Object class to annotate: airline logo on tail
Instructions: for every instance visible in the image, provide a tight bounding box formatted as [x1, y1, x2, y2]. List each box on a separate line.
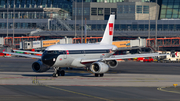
[109, 23, 113, 35]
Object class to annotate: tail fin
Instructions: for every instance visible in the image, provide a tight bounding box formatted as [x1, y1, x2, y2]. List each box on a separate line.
[100, 13, 115, 44]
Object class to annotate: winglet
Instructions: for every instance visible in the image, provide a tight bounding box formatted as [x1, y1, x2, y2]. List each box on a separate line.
[3, 49, 5, 52]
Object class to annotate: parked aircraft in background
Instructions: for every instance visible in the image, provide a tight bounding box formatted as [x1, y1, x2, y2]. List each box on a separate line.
[3, 13, 167, 77]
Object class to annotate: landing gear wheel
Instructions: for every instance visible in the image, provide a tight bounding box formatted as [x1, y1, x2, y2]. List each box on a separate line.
[95, 73, 99, 77]
[57, 70, 61, 76]
[53, 67, 62, 77]
[53, 73, 58, 77]
[60, 70, 65, 76]
[100, 73, 104, 77]
[57, 70, 65, 76]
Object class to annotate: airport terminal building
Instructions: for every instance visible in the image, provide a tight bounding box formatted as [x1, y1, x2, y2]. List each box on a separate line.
[0, 0, 180, 38]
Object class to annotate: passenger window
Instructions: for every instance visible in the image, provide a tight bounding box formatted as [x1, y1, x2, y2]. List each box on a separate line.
[44, 51, 62, 54]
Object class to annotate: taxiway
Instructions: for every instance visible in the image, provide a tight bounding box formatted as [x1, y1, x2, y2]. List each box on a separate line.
[0, 57, 180, 101]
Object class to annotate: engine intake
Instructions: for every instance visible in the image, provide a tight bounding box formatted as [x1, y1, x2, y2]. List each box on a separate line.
[32, 60, 50, 72]
[90, 62, 109, 73]
[107, 60, 118, 68]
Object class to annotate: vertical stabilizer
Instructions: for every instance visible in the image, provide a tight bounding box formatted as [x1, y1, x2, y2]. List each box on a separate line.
[100, 13, 115, 44]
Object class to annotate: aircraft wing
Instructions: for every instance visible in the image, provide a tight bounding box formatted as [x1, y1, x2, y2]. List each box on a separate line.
[3, 51, 41, 59]
[116, 47, 145, 51]
[13, 50, 43, 54]
[105, 53, 166, 61]
[81, 53, 167, 63]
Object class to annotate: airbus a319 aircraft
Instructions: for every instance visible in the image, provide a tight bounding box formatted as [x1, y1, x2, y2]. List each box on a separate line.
[3, 13, 167, 77]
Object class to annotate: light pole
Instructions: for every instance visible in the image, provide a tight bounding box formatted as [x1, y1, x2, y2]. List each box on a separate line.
[7, 0, 9, 39]
[13, 0, 15, 47]
[155, 0, 158, 51]
[75, 0, 77, 43]
[148, 0, 150, 46]
[81, 0, 83, 43]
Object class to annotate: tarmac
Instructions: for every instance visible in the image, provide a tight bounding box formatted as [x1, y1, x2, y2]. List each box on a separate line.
[0, 57, 180, 101]
[0, 72, 180, 87]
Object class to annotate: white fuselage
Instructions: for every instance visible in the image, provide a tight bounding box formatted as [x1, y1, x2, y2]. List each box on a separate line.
[42, 43, 117, 68]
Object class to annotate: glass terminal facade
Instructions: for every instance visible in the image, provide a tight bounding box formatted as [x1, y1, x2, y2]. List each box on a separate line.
[76, 0, 125, 3]
[0, 12, 53, 19]
[79, 22, 180, 31]
[160, 0, 180, 19]
[0, 0, 180, 37]
[0, 0, 72, 14]
[1, 20, 180, 32]
[76, 0, 150, 3]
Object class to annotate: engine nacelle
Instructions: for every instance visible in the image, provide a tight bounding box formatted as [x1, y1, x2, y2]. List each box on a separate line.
[107, 60, 118, 68]
[32, 60, 50, 72]
[90, 62, 109, 73]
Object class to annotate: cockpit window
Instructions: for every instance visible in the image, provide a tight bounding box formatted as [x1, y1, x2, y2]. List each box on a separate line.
[44, 51, 63, 54]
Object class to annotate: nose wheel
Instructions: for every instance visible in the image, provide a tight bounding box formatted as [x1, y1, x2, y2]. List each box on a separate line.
[58, 70, 65, 76]
[53, 67, 65, 77]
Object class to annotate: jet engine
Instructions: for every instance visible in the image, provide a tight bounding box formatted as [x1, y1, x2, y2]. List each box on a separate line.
[107, 60, 118, 68]
[32, 60, 50, 72]
[90, 62, 109, 73]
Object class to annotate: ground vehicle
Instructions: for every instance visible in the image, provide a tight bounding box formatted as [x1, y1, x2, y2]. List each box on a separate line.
[0, 53, 4, 56]
[143, 57, 153, 62]
[157, 51, 180, 63]
[137, 57, 144, 62]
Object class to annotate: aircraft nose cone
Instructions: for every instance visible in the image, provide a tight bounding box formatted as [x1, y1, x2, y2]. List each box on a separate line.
[42, 54, 59, 66]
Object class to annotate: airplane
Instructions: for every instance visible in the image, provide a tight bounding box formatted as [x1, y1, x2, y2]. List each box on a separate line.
[3, 13, 167, 77]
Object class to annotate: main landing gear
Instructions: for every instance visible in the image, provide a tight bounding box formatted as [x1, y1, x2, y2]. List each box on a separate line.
[94, 73, 104, 77]
[53, 67, 65, 77]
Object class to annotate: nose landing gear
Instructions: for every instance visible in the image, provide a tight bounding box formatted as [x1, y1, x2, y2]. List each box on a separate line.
[53, 67, 65, 77]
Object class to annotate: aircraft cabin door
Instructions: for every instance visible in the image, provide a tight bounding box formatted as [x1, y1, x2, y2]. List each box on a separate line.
[83, 50, 85, 56]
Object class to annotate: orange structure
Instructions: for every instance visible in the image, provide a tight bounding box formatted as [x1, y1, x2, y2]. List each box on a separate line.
[112, 41, 130, 48]
[3, 36, 104, 48]
[3, 36, 103, 48]
[4, 36, 41, 47]
[146, 37, 180, 48]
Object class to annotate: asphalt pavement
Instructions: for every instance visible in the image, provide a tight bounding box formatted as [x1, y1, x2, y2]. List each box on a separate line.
[0, 57, 180, 101]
